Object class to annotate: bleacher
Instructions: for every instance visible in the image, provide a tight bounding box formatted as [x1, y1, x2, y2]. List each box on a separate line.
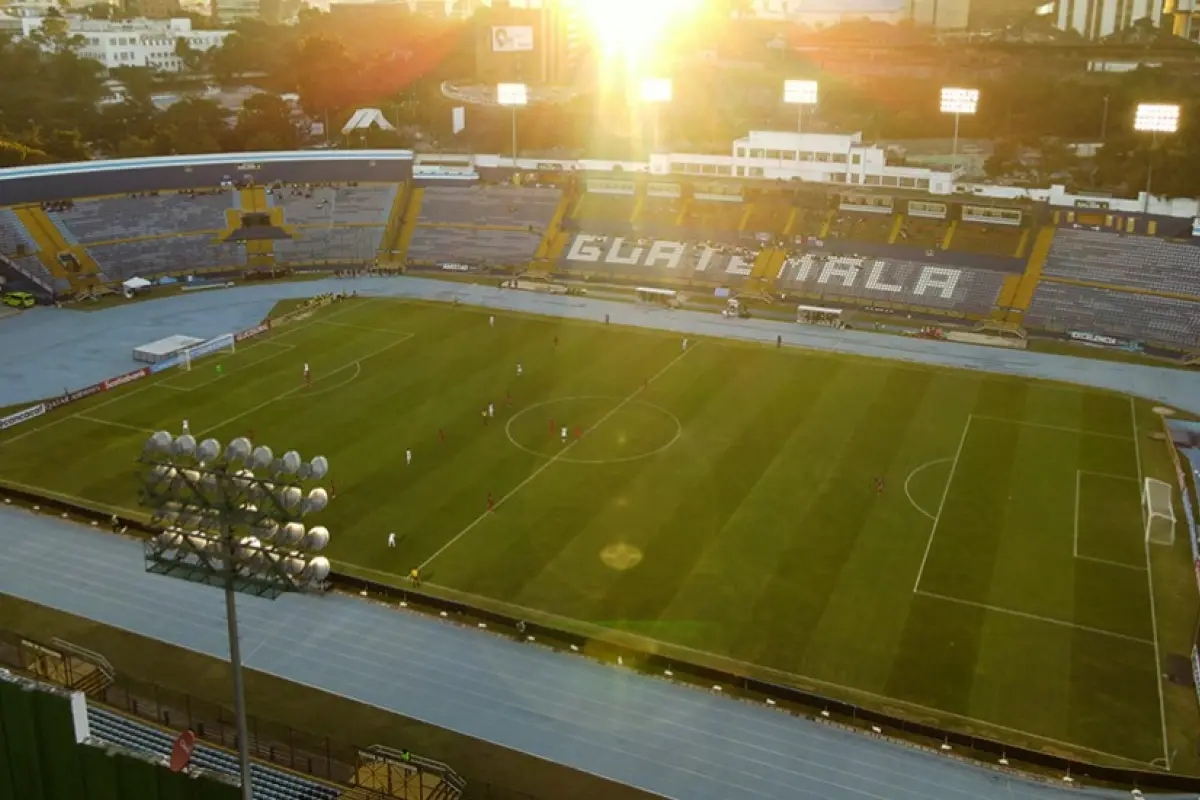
[407, 227, 542, 266]
[743, 201, 792, 236]
[417, 185, 560, 228]
[1044, 228, 1200, 296]
[681, 200, 745, 233]
[896, 217, 948, 249]
[1025, 282, 1200, 349]
[573, 193, 636, 224]
[776, 251, 1005, 314]
[0, 208, 34, 255]
[50, 192, 232, 244]
[86, 705, 340, 800]
[789, 207, 826, 238]
[559, 234, 757, 286]
[272, 184, 399, 227]
[828, 212, 892, 244]
[88, 235, 246, 281]
[637, 196, 681, 226]
[950, 222, 1022, 257]
[274, 227, 383, 264]
[10, 254, 57, 290]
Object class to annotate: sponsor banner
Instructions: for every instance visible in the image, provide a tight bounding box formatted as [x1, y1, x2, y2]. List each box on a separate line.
[104, 367, 149, 391]
[413, 165, 477, 180]
[1069, 330, 1123, 347]
[49, 382, 105, 410]
[536, 162, 563, 172]
[491, 25, 533, 52]
[235, 322, 270, 342]
[586, 179, 635, 196]
[1193, 646, 1200, 709]
[439, 262, 473, 272]
[647, 182, 681, 199]
[0, 403, 46, 431]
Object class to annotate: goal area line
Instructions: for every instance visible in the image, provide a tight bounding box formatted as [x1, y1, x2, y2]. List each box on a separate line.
[1073, 469, 1145, 572]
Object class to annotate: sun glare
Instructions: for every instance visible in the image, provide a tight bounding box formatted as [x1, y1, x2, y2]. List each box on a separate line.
[575, 0, 698, 65]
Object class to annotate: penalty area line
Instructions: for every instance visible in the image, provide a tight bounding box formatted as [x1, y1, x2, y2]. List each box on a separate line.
[419, 344, 698, 572]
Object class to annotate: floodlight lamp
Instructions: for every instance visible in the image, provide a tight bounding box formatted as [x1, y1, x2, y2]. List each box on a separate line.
[640, 78, 673, 104]
[940, 87, 979, 115]
[147, 431, 172, 454]
[196, 438, 221, 464]
[783, 79, 818, 105]
[226, 437, 252, 463]
[1134, 103, 1179, 133]
[251, 445, 273, 470]
[303, 487, 329, 515]
[496, 82, 528, 107]
[309, 456, 329, 480]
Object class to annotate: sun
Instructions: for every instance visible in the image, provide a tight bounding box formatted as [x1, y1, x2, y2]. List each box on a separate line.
[573, 0, 699, 66]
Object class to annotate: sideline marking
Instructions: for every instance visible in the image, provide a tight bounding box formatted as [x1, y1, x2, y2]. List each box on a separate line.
[1132, 396, 1170, 769]
[75, 414, 157, 435]
[912, 415, 971, 592]
[970, 414, 1132, 441]
[335, 559, 1158, 769]
[503, 396, 682, 465]
[903, 458, 951, 521]
[914, 589, 1154, 645]
[420, 344, 698, 571]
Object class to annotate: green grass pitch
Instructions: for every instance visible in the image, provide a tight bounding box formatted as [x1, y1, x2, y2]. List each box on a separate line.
[0, 296, 1188, 766]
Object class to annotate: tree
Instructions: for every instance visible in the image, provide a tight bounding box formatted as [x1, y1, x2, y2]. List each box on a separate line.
[290, 35, 356, 120]
[0, 139, 50, 167]
[158, 97, 228, 153]
[231, 93, 298, 151]
[28, 10, 86, 55]
[174, 37, 204, 73]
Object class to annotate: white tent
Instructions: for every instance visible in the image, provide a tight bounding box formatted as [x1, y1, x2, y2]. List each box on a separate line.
[341, 108, 396, 136]
[122, 277, 151, 290]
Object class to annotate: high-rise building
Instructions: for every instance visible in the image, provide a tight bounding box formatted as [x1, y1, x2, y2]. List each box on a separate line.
[1048, 0, 1162, 39]
[212, 0, 260, 24]
[1164, 0, 1200, 39]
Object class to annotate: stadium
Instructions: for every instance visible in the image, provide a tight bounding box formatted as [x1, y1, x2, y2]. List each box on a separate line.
[3, 21, 1200, 800]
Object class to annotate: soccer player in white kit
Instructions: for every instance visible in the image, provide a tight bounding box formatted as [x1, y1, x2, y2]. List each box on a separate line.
[303, 362, 311, 386]
[488, 403, 494, 418]
[682, 337, 688, 352]
[405, 448, 412, 465]
[516, 363, 523, 376]
[181, 420, 190, 435]
[489, 315, 495, 328]
[387, 532, 396, 548]
[561, 426, 568, 443]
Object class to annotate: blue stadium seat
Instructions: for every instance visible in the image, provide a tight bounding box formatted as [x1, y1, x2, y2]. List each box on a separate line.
[1026, 282, 1200, 349]
[1045, 228, 1200, 297]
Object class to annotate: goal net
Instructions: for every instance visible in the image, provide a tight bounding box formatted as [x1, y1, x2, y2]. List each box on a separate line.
[180, 333, 236, 371]
[1144, 478, 1176, 546]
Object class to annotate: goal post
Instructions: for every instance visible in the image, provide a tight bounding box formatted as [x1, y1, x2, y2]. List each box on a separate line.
[1143, 477, 1176, 546]
[180, 333, 236, 371]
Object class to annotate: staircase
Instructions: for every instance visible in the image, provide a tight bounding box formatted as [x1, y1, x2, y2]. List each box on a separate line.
[378, 181, 411, 263]
[391, 188, 424, 265]
[14, 206, 104, 292]
[1010, 226, 1056, 314]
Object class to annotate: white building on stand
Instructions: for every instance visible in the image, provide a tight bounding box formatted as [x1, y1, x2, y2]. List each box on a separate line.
[19, 17, 231, 72]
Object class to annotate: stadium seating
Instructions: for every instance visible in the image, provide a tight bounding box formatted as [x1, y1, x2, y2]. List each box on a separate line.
[1025, 282, 1200, 349]
[681, 200, 745, 233]
[88, 235, 246, 281]
[49, 192, 232, 244]
[743, 200, 792, 236]
[417, 185, 561, 229]
[573, 193, 635, 224]
[1043, 228, 1200, 296]
[0, 208, 34, 255]
[558, 234, 757, 286]
[789, 207, 826, 238]
[86, 705, 340, 800]
[636, 196, 681, 227]
[828, 212, 893, 244]
[274, 227, 383, 265]
[9, 254, 57, 290]
[776, 251, 1005, 314]
[896, 217, 948, 249]
[271, 184, 399, 227]
[950, 223, 1023, 257]
[407, 226, 541, 266]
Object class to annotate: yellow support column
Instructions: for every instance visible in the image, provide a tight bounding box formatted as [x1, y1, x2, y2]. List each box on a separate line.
[1010, 226, 1056, 310]
[818, 209, 835, 239]
[1014, 228, 1031, 259]
[783, 207, 798, 236]
[941, 220, 957, 250]
[395, 188, 424, 264]
[534, 191, 573, 261]
[739, 204, 753, 232]
[887, 213, 904, 244]
[674, 198, 692, 227]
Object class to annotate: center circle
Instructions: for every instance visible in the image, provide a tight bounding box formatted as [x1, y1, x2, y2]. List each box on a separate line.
[505, 396, 682, 465]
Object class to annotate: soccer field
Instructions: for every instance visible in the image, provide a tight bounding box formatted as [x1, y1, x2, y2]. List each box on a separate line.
[0, 296, 1183, 765]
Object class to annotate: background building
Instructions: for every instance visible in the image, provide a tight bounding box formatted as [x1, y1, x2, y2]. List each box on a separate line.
[20, 16, 230, 71]
[1048, 0, 1163, 39]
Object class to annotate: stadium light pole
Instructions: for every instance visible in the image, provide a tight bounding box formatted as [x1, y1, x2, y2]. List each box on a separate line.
[939, 87, 979, 174]
[1134, 103, 1180, 214]
[497, 83, 528, 170]
[136, 433, 333, 800]
[639, 77, 673, 152]
[783, 80, 818, 135]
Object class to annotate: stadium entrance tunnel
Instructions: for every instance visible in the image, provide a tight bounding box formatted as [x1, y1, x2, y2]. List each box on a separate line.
[505, 396, 681, 465]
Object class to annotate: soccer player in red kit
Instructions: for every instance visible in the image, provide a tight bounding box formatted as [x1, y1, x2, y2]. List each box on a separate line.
[574, 425, 582, 440]
[487, 492, 495, 513]
[549, 418, 555, 435]
[438, 428, 445, 443]
[874, 477, 885, 495]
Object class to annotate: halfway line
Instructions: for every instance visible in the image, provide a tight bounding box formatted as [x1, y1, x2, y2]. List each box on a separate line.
[420, 343, 698, 571]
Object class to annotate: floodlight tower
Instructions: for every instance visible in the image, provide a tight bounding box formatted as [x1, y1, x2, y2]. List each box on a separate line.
[1134, 103, 1180, 214]
[137, 432, 333, 800]
[783, 80, 818, 135]
[639, 77, 673, 152]
[497, 82, 529, 169]
[939, 87, 979, 173]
